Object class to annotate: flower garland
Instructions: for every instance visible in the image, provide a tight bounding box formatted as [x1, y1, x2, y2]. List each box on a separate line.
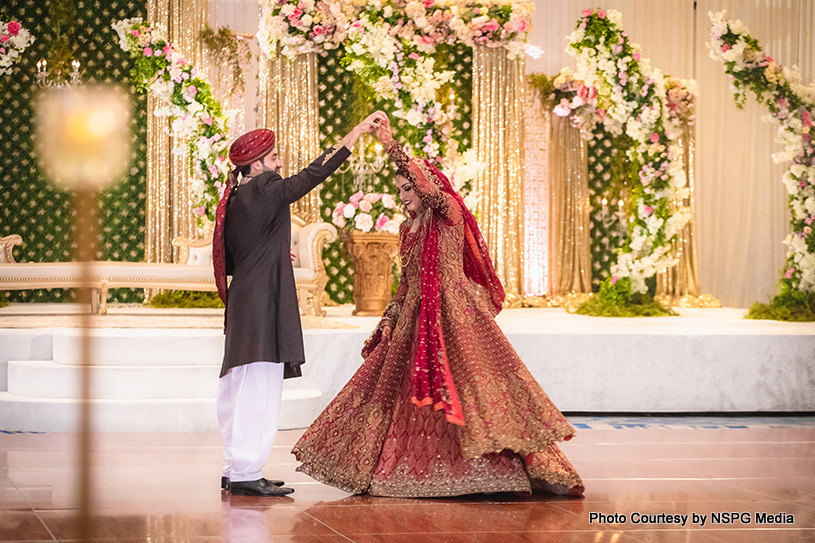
[257, 0, 535, 203]
[258, 0, 535, 61]
[343, 13, 456, 161]
[709, 10, 815, 294]
[0, 20, 34, 76]
[113, 18, 231, 224]
[567, 8, 691, 295]
[331, 190, 405, 233]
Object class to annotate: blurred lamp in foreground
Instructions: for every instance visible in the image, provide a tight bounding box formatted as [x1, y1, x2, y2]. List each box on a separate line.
[36, 85, 131, 189]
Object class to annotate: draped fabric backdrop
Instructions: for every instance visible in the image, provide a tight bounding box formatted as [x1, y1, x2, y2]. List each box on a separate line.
[548, 115, 592, 296]
[472, 46, 526, 305]
[146, 0, 210, 264]
[526, 0, 815, 307]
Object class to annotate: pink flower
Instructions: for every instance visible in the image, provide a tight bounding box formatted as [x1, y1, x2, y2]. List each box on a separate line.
[143, 47, 152, 56]
[0, 35, 10, 44]
[422, 133, 433, 144]
[582, 8, 593, 17]
[597, 10, 606, 18]
[364, 193, 382, 203]
[408, 52, 420, 61]
[610, 276, 618, 285]
[482, 20, 500, 33]
[7, 21, 22, 35]
[130, 30, 139, 37]
[195, 206, 206, 216]
[518, 20, 527, 32]
[312, 25, 325, 36]
[209, 165, 219, 178]
[187, 85, 198, 95]
[597, 108, 606, 119]
[588, 86, 597, 100]
[425, 0, 434, 7]
[359, 199, 373, 213]
[202, 117, 213, 126]
[721, 44, 731, 52]
[644, 206, 654, 216]
[650, 133, 659, 143]
[375, 213, 389, 231]
[806, 216, 814, 225]
[785, 268, 794, 279]
[0, 48, 5, 54]
[802, 110, 812, 126]
[633, 52, 641, 61]
[349, 190, 364, 205]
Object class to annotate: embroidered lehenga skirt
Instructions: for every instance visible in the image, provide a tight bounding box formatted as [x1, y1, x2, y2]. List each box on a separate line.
[293, 220, 584, 498]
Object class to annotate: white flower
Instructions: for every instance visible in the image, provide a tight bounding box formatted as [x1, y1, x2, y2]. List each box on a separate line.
[382, 194, 396, 209]
[342, 203, 356, 219]
[355, 213, 374, 232]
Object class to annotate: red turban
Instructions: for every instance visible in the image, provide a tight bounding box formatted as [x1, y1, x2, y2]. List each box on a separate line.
[213, 129, 276, 324]
[228, 128, 276, 166]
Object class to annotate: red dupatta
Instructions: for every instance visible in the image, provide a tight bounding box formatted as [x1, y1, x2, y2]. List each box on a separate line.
[403, 157, 505, 426]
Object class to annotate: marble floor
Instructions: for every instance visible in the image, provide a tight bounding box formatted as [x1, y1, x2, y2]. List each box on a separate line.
[1, 417, 814, 542]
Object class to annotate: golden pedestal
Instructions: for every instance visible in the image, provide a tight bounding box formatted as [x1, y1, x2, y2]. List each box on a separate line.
[342, 231, 400, 316]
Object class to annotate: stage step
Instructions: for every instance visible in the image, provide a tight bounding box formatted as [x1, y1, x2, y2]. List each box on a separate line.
[7, 360, 220, 399]
[0, 388, 323, 432]
[52, 329, 224, 366]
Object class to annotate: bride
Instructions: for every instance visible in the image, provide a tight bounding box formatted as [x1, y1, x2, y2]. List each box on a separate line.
[293, 116, 584, 497]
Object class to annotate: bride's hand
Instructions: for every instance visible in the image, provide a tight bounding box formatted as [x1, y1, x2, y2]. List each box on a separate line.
[373, 116, 394, 146]
[382, 324, 392, 343]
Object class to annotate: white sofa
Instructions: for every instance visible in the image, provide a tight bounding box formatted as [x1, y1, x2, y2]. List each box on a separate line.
[0, 217, 337, 316]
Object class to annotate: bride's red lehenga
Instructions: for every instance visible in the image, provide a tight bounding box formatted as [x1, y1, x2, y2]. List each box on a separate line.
[292, 144, 584, 498]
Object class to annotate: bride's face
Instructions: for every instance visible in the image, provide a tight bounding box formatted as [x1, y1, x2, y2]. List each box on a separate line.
[397, 174, 421, 214]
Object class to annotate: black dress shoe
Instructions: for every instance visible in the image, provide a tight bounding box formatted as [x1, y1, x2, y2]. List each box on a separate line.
[222, 477, 283, 490]
[229, 479, 294, 497]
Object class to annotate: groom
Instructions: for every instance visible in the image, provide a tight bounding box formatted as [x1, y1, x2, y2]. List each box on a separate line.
[213, 111, 387, 497]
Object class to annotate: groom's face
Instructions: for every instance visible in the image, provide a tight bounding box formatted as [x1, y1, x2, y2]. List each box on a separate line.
[262, 149, 283, 174]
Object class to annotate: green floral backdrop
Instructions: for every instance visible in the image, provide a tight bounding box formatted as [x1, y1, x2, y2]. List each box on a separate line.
[0, 0, 147, 303]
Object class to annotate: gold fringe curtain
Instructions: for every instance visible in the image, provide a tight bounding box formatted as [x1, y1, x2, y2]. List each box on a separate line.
[146, 0, 209, 263]
[258, 51, 321, 223]
[549, 115, 592, 295]
[522, 80, 551, 298]
[472, 46, 525, 306]
[657, 123, 702, 300]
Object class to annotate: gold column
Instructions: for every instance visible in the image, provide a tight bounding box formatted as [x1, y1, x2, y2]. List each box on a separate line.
[549, 115, 592, 295]
[472, 45, 525, 306]
[522, 79, 551, 299]
[258, 50, 322, 222]
[146, 0, 209, 264]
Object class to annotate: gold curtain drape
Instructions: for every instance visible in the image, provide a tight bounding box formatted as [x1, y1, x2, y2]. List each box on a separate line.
[522, 80, 551, 299]
[657, 124, 714, 306]
[548, 115, 592, 295]
[146, 0, 209, 263]
[258, 51, 321, 223]
[472, 46, 525, 306]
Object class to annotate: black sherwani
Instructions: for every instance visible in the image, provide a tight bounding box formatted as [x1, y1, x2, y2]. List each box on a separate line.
[221, 144, 351, 378]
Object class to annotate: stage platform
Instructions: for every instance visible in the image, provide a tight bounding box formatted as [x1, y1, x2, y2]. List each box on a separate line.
[0, 304, 813, 432]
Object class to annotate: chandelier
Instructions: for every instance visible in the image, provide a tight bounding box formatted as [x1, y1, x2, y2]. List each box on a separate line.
[337, 133, 388, 190]
[35, 59, 82, 87]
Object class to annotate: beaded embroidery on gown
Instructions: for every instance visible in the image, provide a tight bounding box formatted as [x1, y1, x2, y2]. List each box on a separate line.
[292, 146, 584, 498]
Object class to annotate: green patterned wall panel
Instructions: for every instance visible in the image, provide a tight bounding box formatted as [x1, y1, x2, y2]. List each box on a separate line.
[0, 0, 146, 303]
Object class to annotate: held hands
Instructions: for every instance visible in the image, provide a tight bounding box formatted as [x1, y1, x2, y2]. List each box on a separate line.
[355, 111, 388, 137]
[341, 111, 388, 150]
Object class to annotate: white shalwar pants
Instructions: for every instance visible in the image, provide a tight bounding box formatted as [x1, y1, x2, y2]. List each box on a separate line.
[217, 361, 284, 483]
